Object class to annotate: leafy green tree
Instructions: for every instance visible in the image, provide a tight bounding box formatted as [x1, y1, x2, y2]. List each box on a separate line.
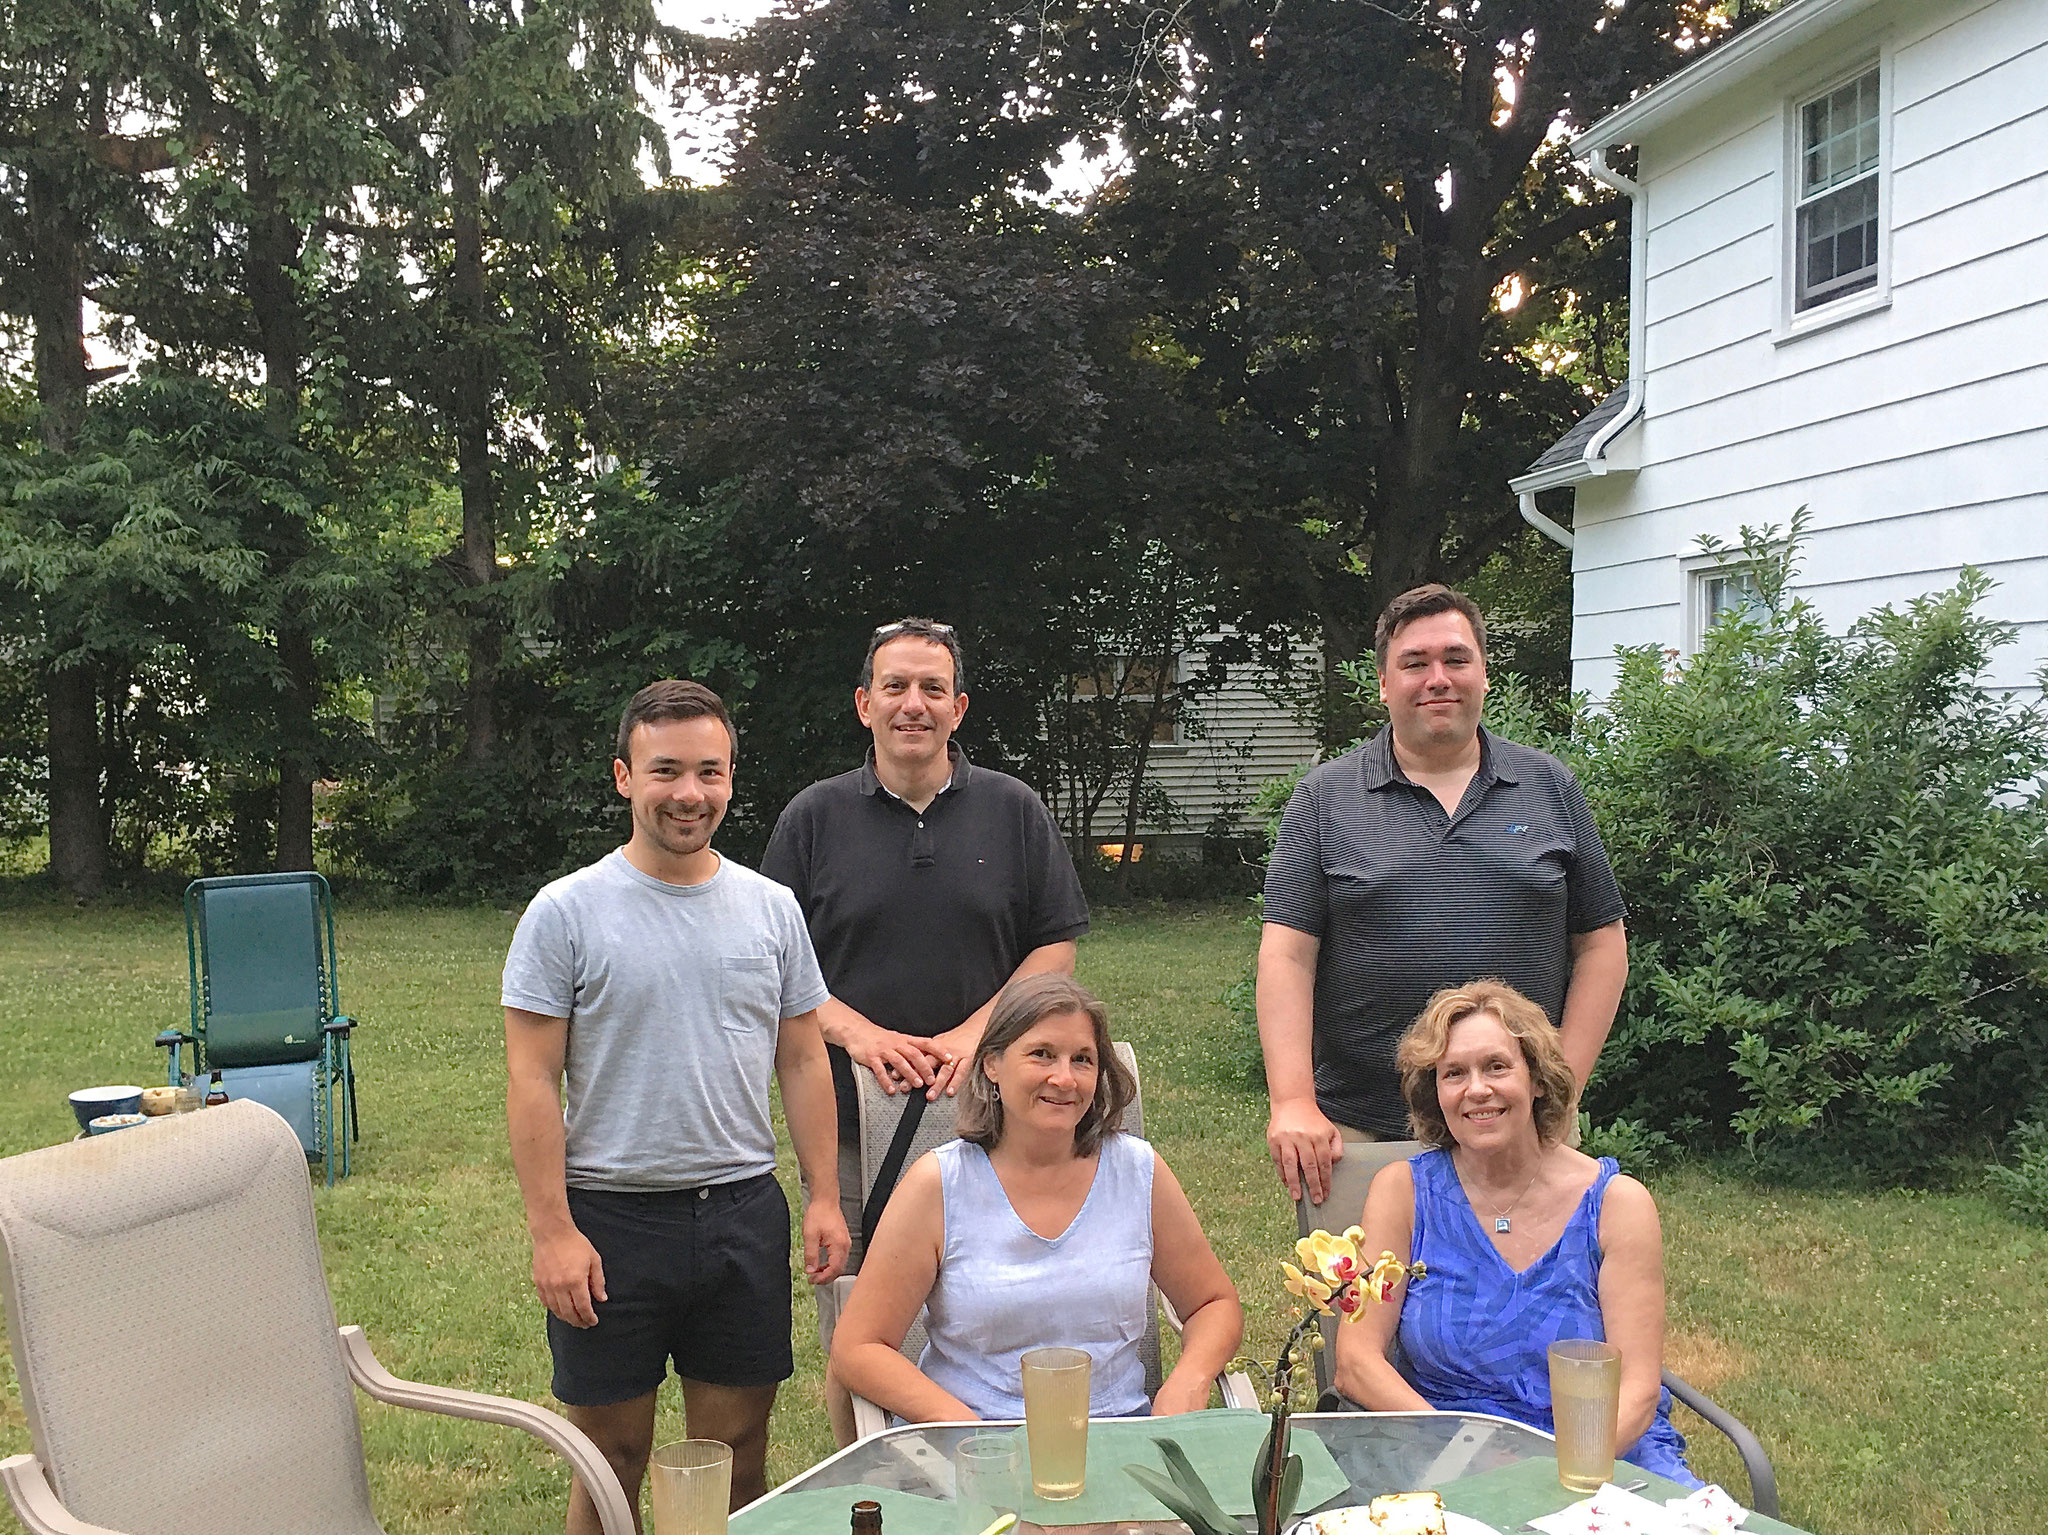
[695, 0, 1748, 743]
[0, 0, 192, 891]
[340, 0, 682, 767]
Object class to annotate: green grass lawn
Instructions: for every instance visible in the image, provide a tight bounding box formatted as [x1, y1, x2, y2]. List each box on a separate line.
[2, 892, 2043, 1534]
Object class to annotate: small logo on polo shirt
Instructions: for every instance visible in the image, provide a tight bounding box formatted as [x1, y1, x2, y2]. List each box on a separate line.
[1505, 823, 1529, 835]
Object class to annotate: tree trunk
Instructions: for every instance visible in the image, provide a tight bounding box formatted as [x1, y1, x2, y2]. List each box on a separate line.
[246, 115, 320, 869]
[29, 161, 107, 897]
[275, 624, 318, 870]
[447, 0, 500, 766]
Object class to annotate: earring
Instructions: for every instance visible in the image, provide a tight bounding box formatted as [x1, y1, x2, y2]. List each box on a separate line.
[991, 1085, 1002, 1102]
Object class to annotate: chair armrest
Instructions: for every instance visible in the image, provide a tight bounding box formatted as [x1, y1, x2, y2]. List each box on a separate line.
[324, 1016, 356, 1035]
[849, 1390, 890, 1442]
[1, 1455, 135, 1535]
[1662, 1369, 1778, 1519]
[1155, 1292, 1259, 1410]
[337, 1326, 635, 1535]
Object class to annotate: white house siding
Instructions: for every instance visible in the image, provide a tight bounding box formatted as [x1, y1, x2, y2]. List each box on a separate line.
[1074, 650, 1322, 844]
[1568, 0, 2048, 706]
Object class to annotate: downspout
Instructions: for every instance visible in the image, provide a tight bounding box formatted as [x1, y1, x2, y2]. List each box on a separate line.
[1518, 492, 1574, 550]
[1582, 144, 1647, 465]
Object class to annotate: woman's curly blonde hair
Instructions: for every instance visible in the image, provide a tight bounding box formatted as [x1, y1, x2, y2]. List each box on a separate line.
[1395, 979, 1578, 1148]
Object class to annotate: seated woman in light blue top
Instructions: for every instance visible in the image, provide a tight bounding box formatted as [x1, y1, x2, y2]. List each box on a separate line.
[1332, 980, 1699, 1488]
[830, 973, 1243, 1421]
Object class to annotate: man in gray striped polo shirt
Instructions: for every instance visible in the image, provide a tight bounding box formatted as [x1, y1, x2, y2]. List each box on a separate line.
[1256, 584, 1629, 1207]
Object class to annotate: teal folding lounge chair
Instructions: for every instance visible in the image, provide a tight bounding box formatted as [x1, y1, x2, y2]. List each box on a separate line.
[155, 872, 359, 1184]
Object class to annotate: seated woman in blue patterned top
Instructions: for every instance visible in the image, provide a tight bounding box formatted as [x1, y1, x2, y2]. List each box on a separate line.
[1332, 979, 1698, 1488]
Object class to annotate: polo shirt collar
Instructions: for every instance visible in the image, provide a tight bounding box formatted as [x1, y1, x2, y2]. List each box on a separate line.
[1359, 725, 1517, 791]
[857, 740, 973, 799]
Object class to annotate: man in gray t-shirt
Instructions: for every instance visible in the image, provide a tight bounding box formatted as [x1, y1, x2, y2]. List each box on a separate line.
[503, 680, 846, 1530]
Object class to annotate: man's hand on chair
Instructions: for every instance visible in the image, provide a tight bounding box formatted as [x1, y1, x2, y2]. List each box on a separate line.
[1267, 1096, 1344, 1206]
[829, 1011, 947, 1097]
[532, 1225, 606, 1328]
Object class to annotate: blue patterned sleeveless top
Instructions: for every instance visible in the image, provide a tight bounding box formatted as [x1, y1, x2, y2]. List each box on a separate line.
[918, 1134, 1155, 1419]
[1398, 1149, 1698, 1488]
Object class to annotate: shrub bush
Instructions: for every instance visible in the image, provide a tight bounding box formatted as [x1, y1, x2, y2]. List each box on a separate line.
[1986, 1118, 2048, 1228]
[1488, 532, 2048, 1176]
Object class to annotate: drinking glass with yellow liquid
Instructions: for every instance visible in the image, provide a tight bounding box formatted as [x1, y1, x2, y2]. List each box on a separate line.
[1546, 1340, 1622, 1493]
[1019, 1346, 1091, 1500]
[650, 1439, 732, 1535]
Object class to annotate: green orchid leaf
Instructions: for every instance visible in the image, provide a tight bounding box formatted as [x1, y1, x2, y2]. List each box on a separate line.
[1279, 1453, 1304, 1525]
[1123, 1463, 1238, 1535]
[1154, 1436, 1238, 1533]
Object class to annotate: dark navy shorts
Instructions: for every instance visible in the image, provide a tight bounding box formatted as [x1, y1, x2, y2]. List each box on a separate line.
[548, 1174, 793, 1405]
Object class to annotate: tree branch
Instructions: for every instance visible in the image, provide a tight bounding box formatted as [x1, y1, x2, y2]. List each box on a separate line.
[1482, 195, 1624, 284]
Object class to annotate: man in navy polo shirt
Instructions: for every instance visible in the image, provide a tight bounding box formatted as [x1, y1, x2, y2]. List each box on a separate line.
[762, 617, 1090, 1442]
[1257, 585, 1629, 1207]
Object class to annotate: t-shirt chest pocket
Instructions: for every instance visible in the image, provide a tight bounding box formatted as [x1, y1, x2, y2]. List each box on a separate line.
[719, 955, 781, 1032]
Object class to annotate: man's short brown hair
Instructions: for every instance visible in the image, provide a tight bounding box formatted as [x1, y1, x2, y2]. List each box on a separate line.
[1374, 584, 1488, 671]
[1395, 979, 1578, 1148]
[615, 680, 737, 768]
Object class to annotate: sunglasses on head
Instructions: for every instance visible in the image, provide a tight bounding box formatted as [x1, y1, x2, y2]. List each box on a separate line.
[871, 620, 956, 639]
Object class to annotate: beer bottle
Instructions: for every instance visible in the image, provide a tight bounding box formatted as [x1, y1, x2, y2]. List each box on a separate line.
[205, 1070, 229, 1107]
[850, 1500, 883, 1535]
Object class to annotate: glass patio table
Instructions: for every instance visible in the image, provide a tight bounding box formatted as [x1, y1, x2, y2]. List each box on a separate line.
[729, 1410, 1809, 1535]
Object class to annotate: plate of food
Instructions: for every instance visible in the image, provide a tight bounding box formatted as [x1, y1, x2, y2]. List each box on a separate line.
[1294, 1493, 1500, 1535]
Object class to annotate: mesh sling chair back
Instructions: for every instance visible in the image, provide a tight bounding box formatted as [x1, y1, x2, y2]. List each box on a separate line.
[1301, 1144, 1781, 1518]
[0, 1102, 634, 1535]
[825, 1041, 1256, 1438]
[155, 872, 358, 1185]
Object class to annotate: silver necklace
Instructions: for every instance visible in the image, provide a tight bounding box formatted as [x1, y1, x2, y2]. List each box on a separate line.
[1459, 1154, 1543, 1235]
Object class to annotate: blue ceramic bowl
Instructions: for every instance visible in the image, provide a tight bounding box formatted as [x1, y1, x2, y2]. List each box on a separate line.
[69, 1085, 144, 1131]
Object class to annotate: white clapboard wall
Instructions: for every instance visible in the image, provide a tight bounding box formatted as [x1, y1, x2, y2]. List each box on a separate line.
[1568, 0, 2048, 705]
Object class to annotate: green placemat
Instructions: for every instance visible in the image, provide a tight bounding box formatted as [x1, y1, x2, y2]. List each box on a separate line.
[735, 1486, 958, 1535]
[1433, 1456, 1810, 1535]
[1017, 1410, 1350, 1526]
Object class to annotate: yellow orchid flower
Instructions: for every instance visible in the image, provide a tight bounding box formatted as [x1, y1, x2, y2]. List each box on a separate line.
[1298, 1228, 1364, 1287]
[1279, 1260, 1335, 1313]
[1365, 1250, 1422, 1303]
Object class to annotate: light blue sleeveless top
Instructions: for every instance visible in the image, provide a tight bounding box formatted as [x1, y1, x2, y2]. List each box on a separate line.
[919, 1134, 1155, 1419]
[1398, 1149, 1698, 1488]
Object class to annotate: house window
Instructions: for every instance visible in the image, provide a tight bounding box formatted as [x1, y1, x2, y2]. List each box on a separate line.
[1690, 564, 1768, 651]
[1794, 68, 1881, 311]
[1070, 658, 1181, 746]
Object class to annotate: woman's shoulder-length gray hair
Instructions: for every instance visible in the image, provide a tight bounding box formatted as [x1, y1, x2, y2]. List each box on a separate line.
[956, 973, 1136, 1157]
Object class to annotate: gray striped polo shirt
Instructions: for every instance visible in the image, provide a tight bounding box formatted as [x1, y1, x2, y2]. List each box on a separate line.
[1262, 726, 1625, 1136]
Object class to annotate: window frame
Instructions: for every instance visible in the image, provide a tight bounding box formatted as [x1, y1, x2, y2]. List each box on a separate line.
[1681, 551, 1770, 656]
[1775, 49, 1894, 342]
[1067, 654, 1187, 750]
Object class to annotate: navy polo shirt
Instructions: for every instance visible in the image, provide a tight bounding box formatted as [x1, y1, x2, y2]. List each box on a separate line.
[1262, 726, 1626, 1137]
[760, 743, 1091, 1130]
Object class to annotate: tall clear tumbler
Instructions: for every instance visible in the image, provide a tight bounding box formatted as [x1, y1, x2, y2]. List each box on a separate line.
[1019, 1345, 1091, 1500]
[1547, 1339, 1622, 1493]
[650, 1439, 733, 1535]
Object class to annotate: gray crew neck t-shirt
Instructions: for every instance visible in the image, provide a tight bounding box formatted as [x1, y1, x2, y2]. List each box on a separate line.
[501, 849, 829, 1192]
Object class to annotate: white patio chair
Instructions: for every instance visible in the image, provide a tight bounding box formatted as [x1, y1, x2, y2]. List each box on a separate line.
[0, 1100, 634, 1535]
[822, 1040, 1258, 1437]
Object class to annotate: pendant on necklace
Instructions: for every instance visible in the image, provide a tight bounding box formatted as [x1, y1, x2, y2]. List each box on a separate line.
[1495, 1216, 1512, 1234]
